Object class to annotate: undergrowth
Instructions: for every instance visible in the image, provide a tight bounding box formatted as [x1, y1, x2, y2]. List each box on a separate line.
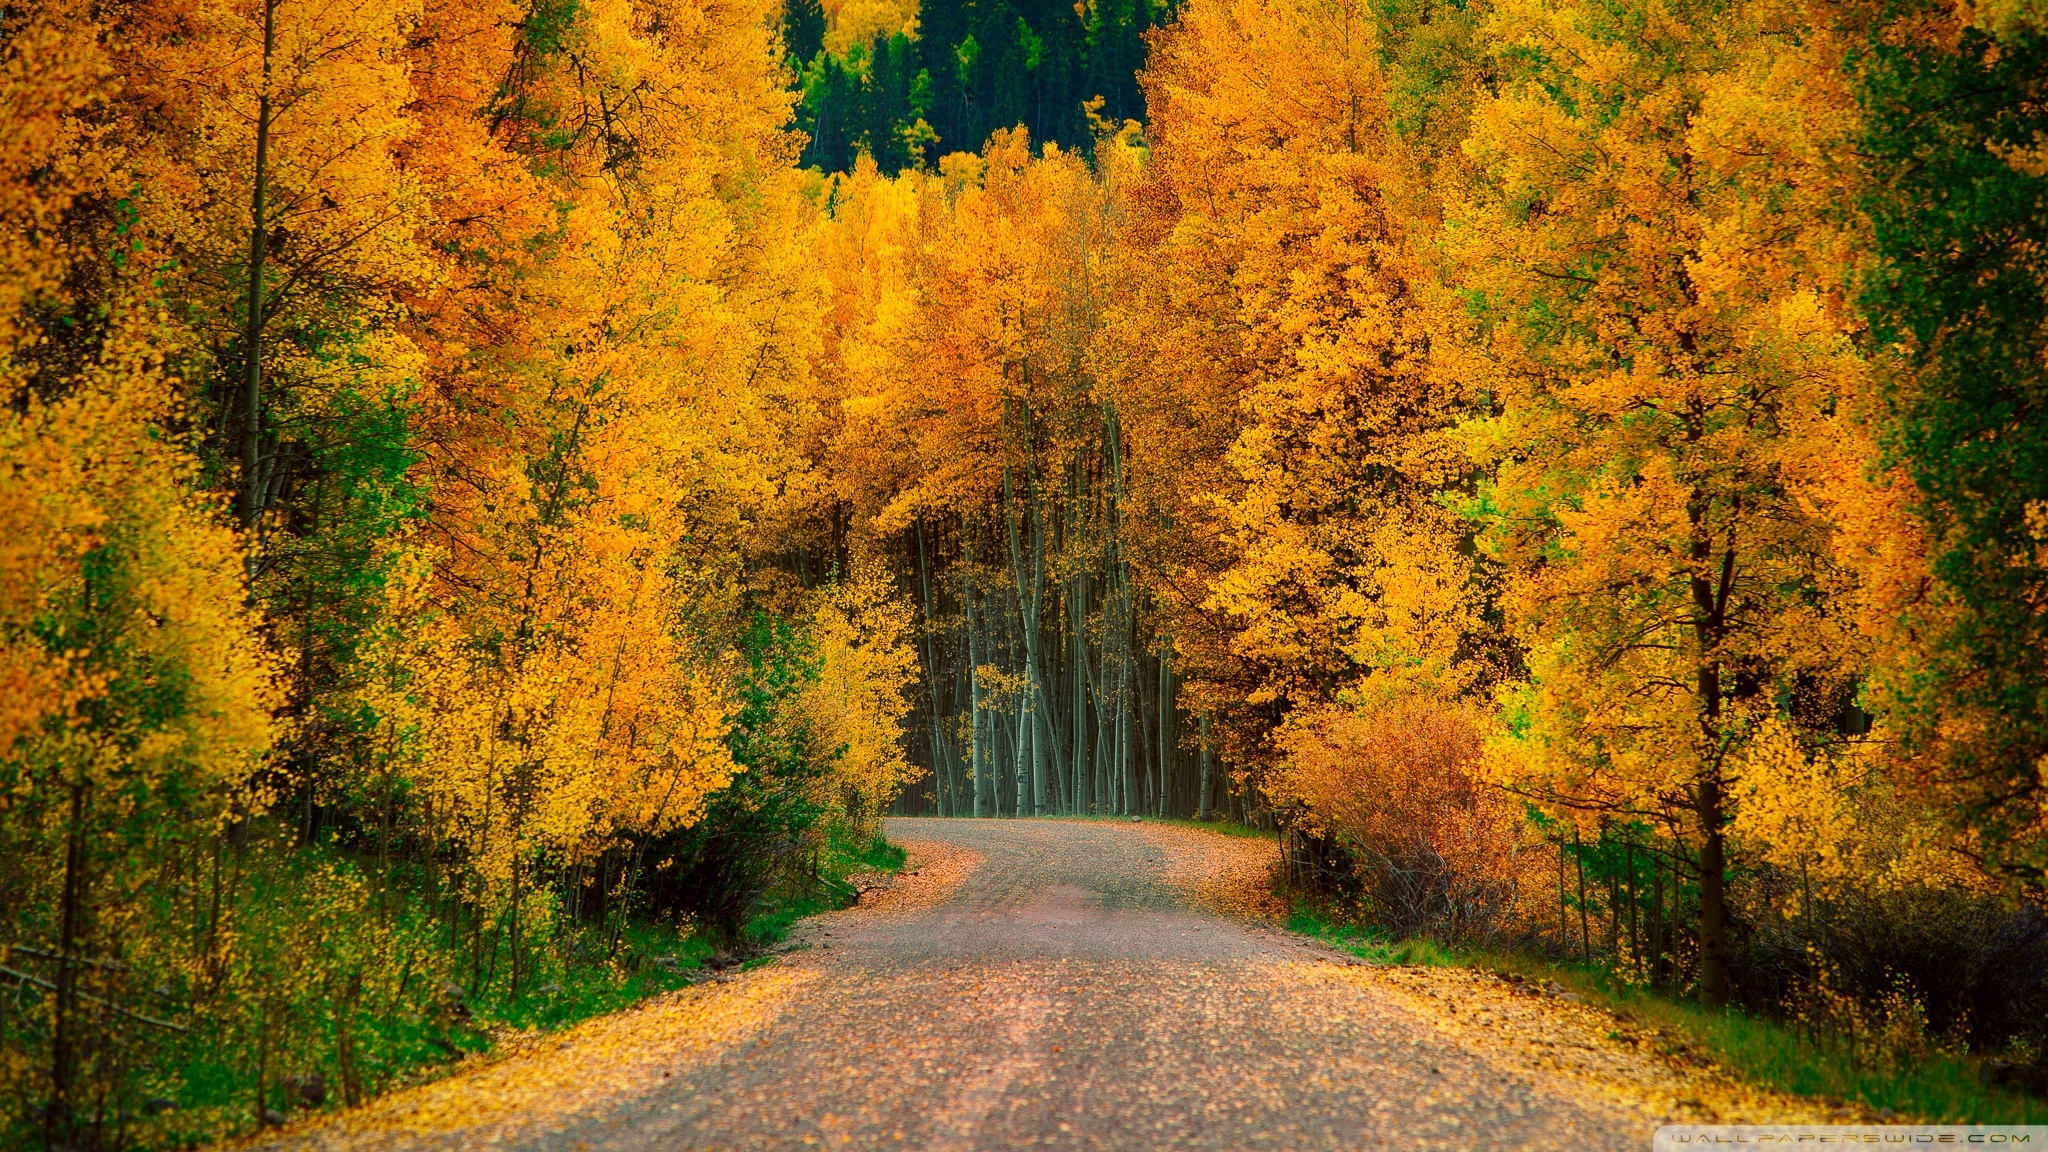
[144, 830, 904, 1147]
[1288, 908, 2048, 1124]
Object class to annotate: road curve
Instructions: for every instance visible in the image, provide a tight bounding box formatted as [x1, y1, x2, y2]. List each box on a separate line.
[279, 818, 1684, 1151]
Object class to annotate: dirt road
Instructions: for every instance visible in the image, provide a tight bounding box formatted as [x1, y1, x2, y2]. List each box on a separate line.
[277, 818, 1816, 1152]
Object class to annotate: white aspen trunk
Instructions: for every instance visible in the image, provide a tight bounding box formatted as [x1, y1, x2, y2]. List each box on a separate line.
[1002, 416, 1055, 817]
[1157, 642, 1172, 817]
[1070, 567, 1090, 815]
[916, 520, 954, 816]
[1198, 714, 1214, 820]
[1029, 497, 1053, 816]
[1119, 665, 1135, 816]
[969, 577, 987, 818]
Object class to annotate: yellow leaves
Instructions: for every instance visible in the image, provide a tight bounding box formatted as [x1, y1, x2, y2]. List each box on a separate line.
[1460, 0, 1892, 887]
[0, 0, 113, 365]
[802, 560, 919, 833]
[0, 306, 276, 798]
[1118, 0, 1488, 722]
[1732, 715, 1985, 900]
[1730, 716, 1860, 884]
[290, 968, 818, 1146]
[823, 0, 917, 55]
[816, 134, 1110, 538]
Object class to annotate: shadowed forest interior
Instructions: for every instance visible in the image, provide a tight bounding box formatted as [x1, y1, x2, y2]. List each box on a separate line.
[3, 0, 2048, 1142]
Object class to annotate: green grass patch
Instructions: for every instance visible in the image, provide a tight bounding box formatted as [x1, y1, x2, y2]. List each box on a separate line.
[1287, 906, 2048, 1124]
[1289, 908, 1462, 966]
[485, 920, 715, 1035]
[742, 827, 907, 948]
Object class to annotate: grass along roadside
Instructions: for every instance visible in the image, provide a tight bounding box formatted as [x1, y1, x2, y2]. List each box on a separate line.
[159, 831, 907, 1147]
[1288, 909, 2048, 1124]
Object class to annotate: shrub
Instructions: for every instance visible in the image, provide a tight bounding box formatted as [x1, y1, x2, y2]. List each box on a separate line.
[1271, 696, 1530, 943]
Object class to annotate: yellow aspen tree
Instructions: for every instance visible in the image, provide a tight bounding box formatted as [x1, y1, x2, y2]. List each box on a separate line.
[802, 559, 920, 836]
[1457, 0, 1875, 1002]
[0, 315, 278, 1138]
[2, 11, 280, 1133]
[1111, 0, 1489, 783]
[351, 0, 821, 982]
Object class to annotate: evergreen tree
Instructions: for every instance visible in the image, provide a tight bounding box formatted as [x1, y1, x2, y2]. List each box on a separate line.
[787, 0, 1157, 173]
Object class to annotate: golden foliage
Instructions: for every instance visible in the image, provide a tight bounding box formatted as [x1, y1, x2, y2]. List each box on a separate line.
[803, 560, 921, 834]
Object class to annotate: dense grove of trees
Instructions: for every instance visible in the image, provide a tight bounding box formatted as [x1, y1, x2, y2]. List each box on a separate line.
[787, 0, 2048, 1079]
[3, 0, 2047, 1141]
[0, 0, 913, 1145]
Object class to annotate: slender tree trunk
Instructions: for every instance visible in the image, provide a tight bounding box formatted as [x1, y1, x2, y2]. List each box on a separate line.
[916, 520, 955, 816]
[240, 0, 279, 529]
[1651, 850, 1666, 984]
[969, 578, 987, 817]
[1686, 465, 1738, 1005]
[508, 838, 522, 1000]
[1156, 641, 1171, 817]
[1119, 648, 1136, 817]
[1558, 837, 1569, 957]
[1575, 829, 1591, 965]
[1197, 714, 1213, 820]
[1071, 568, 1090, 814]
[47, 778, 91, 1146]
[1626, 837, 1640, 981]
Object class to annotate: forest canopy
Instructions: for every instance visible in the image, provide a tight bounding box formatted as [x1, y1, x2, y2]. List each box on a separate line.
[3, 0, 2047, 1142]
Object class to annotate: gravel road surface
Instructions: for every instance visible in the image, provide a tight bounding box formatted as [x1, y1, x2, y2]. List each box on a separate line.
[278, 817, 1798, 1152]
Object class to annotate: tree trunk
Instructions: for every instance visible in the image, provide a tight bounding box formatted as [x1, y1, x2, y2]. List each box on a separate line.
[47, 778, 90, 1145]
[1688, 495, 1737, 1006]
[969, 578, 987, 818]
[1157, 641, 1172, 817]
[1071, 569, 1091, 814]
[1697, 773, 1730, 1004]
[240, 0, 279, 529]
[916, 520, 956, 816]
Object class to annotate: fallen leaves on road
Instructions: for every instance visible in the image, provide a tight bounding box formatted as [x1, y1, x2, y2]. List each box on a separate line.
[1135, 824, 1284, 921]
[856, 839, 982, 917]
[1304, 961, 1837, 1127]
[262, 968, 815, 1150]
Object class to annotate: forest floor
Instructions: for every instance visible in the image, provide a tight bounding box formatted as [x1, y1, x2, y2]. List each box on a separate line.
[252, 818, 1833, 1151]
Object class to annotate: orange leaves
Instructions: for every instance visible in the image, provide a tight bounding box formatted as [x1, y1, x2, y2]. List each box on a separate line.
[1117, 0, 1486, 725]
[1273, 697, 1528, 937]
[317, 0, 824, 901]
[0, 306, 277, 815]
[816, 136, 1110, 540]
[1461, 0, 1878, 825]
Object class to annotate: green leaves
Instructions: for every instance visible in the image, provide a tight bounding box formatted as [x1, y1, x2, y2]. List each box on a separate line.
[1856, 11, 2048, 893]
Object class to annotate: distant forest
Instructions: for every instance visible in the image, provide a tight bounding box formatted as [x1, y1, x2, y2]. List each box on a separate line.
[783, 0, 1159, 172]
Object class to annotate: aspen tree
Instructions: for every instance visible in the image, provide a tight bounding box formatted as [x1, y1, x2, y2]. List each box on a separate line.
[1457, 0, 1874, 1001]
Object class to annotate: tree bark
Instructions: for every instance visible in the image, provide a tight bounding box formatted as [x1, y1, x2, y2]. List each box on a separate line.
[240, 0, 279, 529]
[968, 576, 987, 818]
[47, 778, 90, 1145]
[1688, 487, 1737, 1006]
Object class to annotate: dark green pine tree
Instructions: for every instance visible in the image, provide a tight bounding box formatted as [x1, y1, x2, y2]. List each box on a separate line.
[784, 0, 826, 66]
[786, 0, 1159, 175]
